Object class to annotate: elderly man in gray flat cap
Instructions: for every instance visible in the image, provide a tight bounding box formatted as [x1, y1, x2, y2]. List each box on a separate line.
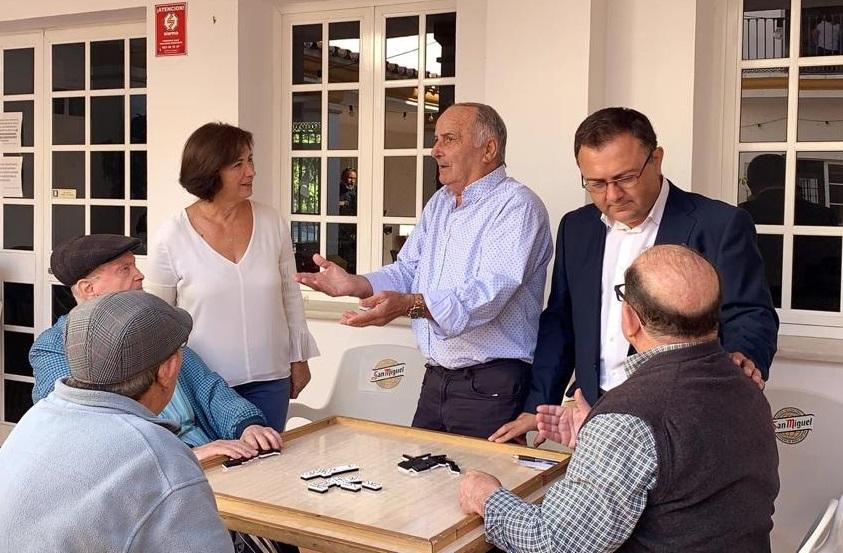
[0, 290, 234, 553]
[31, 234, 281, 463]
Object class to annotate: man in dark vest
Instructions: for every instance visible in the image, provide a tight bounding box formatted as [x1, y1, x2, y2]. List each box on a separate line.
[459, 244, 779, 552]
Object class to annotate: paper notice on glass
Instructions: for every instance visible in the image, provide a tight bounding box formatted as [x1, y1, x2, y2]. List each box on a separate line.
[0, 156, 23, 198]
[0, 112, 22, 148]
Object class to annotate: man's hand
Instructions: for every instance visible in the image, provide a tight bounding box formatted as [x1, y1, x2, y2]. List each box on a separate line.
[340, 291, 415, 327]
[240, 425, 283, 451]
[192, 439, 258, 463]
[290, 361, 311, 399]
[536, 389, 591, 449]
[294, 254, 373, 298]
[730, 351, 765, 391]
[488, 412, 539, 446]
[459, 470, 503, 517]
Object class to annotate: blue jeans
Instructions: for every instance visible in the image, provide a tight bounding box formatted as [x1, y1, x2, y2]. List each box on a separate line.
[233, 378, 290, 431]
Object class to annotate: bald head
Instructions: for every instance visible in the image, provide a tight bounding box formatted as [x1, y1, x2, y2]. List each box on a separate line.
[624, 245, 721, 340]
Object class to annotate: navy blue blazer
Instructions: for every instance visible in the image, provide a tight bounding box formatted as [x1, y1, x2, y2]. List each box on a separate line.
[524, 182, 779, 408]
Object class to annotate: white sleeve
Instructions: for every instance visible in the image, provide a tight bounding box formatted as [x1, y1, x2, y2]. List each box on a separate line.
[276, 210, 319, 362]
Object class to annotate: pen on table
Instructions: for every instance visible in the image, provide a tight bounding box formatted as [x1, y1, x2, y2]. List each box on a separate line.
[513, 454, 557, 465]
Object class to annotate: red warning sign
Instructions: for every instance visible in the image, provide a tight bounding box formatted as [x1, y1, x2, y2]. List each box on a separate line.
[155, 3, 187, 56]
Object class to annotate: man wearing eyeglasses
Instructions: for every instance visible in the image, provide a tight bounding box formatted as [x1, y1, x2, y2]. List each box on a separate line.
[490, 107, 778, 445]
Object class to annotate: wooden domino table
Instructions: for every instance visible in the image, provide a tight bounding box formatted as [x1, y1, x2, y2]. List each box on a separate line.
[204, 416, 570, 553]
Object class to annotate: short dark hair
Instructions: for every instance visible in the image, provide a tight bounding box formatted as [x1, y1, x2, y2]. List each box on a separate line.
[746, 153, 785, 194]
[341, 167, 357, 181]
[624, 257, 721, 339]
[179, 122, 253, 201]
[574, 107, 657, 158]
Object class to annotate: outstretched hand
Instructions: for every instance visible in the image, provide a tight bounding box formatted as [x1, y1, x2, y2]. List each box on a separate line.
[488, 412, 538, 446]
[536, 389, 591, 449]
[340, 291, 414, 327]
[294, 254, 372, 298]
[730, 351, 765, 391]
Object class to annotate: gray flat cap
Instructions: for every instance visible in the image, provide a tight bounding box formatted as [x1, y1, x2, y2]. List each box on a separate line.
[51, 234, 141, 286]
[65, 290, 192, 386]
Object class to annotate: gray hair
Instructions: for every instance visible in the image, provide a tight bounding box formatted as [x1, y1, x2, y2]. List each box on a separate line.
[453, 102, 507, 165]
[66, 363, 160, 400]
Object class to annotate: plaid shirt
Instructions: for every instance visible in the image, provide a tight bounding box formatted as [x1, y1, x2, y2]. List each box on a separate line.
[484, 342, 697, 552]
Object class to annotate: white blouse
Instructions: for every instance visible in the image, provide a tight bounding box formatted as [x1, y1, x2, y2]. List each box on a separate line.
[144, 201, 319, 386]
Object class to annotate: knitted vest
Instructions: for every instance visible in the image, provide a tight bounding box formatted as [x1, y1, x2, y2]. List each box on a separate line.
[584, 341, 779, 552]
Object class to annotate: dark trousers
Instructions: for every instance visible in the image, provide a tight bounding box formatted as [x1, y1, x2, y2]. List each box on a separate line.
[411, 359, 531, 439]
[233, 378, 290, 431]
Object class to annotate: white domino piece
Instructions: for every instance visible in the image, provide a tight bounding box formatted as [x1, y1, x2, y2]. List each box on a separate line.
[299, 469, 322, 480]
[339, 482, 362, 492]
[308, 483, 330, 494]
[330, 464, 359, 476]
[362, 480, 382, 491]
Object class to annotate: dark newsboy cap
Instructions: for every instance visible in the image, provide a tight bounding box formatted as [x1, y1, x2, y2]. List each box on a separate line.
[51, 234, 141, 286]
[65, 290, 192, 386]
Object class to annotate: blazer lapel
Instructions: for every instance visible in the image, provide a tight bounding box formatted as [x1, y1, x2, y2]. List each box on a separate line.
[655, 181, 697, 246]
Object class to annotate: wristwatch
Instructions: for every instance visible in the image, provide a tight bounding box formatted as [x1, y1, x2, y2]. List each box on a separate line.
[407, 293, 426, 319]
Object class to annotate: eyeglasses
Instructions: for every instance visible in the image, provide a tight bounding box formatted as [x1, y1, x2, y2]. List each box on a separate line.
[614, 283, 646, 326]
[613, 283, 626, 302]
[581, 150, 654, 192]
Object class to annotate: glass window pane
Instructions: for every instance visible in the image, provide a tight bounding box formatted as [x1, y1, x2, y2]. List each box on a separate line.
[291, 221, 320, 272]
[798, 66, 843, 141]
[52, 151, 85, 199]
[329, 21, 360, 83]
[740, 67, 788, 143]
[292, 24, 322, 85]
[52, 205, 84, 249]
[743, 1, 790, 60]
[327, 157, 358, 216]
[130, 38, 147, 87]
[130, 206, 147, 254]
[52, 97, 85, 145]
[795, 153, 843, 225]
[382, 224, 414, 265]
[327, 223, 356, 274]
[130, 95, 146, 144]
[385, 87, 418, 149]
[757, 234, 783, 308]
[292, 92, 321, 150]
[426, 13, 456, 77]
[738, 152, 785, 225]
[291, 158, 320, 214]
[91, 96, 124, 144]
[4, 379, 33, 423]
[131, 151, 147, 199]
[52, 284, 76, 324]
[4, 100, 34, 147]
[4, 331, 33, 377]
[91, 151, 125, 199]
[423, 156, 441, 208]
[792, 235, 842, 311]
[328, 90, 358, 150]
[423, 85, 455, 148]
[383, 156, 416, 217]
[801, 3, 843, 57]
[3, 282, 33, 327]
[4, 153, 34, 199]
[52, 43, 84, 91]
[3, 205, 33, 251]
[4, 48, 34, 95]
[90, 205, 125, 236]
[385, 16, 419, 80]
[91, 39, 124, 89]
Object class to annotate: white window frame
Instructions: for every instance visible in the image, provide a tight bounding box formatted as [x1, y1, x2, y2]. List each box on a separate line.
[725, 0, 843, 339]
[278, 1, 456, 302]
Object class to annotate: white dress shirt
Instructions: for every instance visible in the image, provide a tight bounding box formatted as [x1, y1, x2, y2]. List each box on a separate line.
[144, 201, 319, 386]
[598, 179, 669, 391]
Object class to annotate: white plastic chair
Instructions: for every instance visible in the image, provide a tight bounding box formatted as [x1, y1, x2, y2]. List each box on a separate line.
[288, 344, 426, 426]
[798, 498, 840, 553]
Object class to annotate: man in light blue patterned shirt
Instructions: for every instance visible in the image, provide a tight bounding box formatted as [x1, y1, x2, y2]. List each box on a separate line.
[296, 103, 553, 438]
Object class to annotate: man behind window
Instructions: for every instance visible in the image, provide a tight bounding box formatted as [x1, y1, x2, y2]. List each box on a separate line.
[460, 245, 779, 552]
[0, 291, 235, 553]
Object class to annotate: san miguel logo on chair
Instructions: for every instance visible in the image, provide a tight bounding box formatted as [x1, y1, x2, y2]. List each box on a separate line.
[773, 407, 815, 445]
[371, 359, 406, 390]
